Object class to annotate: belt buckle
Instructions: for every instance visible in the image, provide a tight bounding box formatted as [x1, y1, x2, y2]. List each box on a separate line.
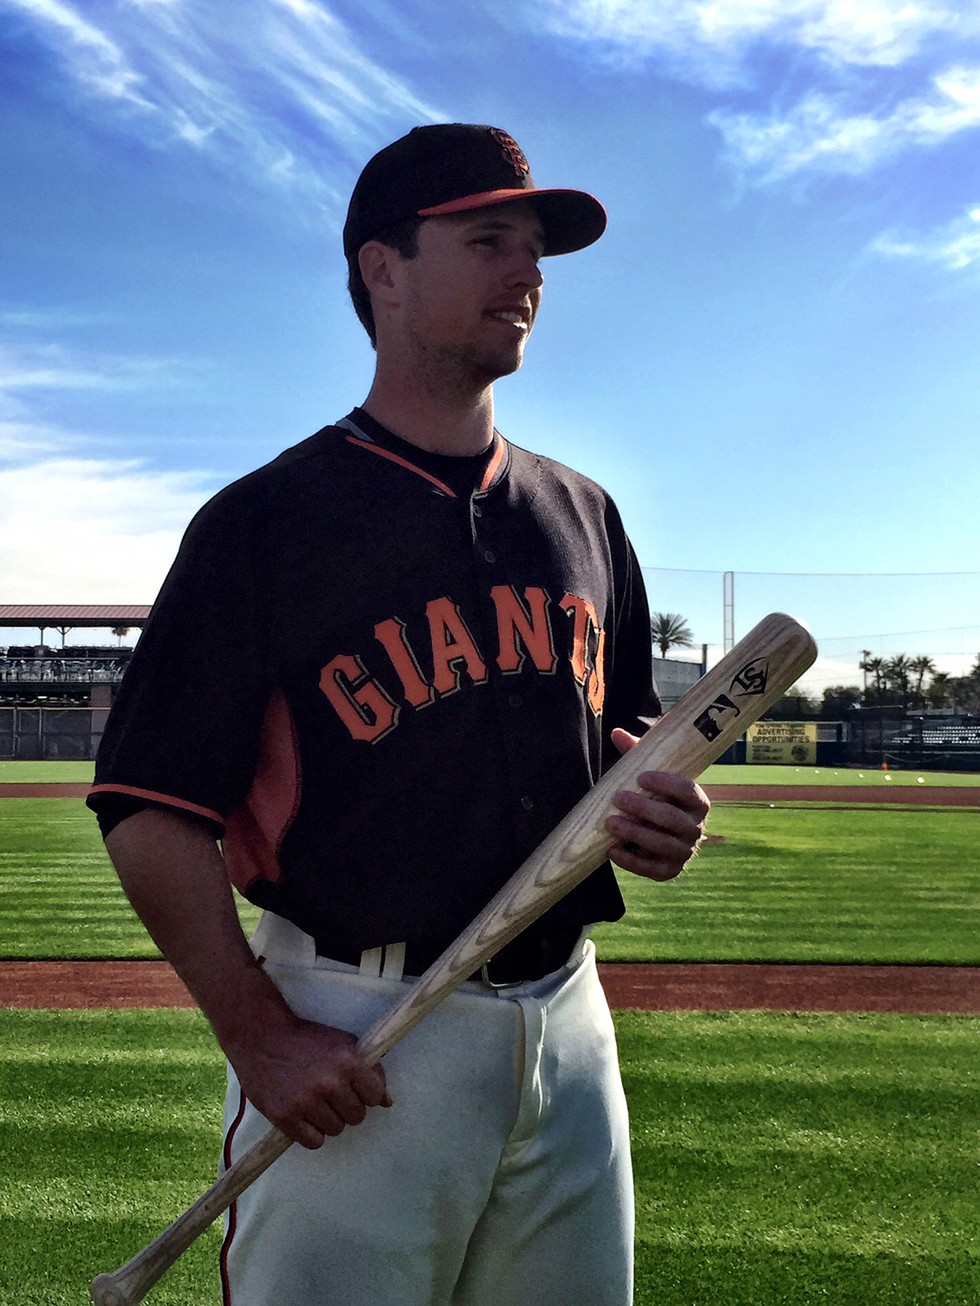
[479, 959, 522, 990]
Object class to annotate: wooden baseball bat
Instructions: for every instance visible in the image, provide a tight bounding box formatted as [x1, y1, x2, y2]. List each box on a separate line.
[90, 611, 816, 1306]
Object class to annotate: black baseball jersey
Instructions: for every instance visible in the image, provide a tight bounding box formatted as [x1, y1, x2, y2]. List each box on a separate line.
[89, 410, 659, 956]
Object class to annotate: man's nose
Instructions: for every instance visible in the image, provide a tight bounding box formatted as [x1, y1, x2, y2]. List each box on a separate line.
[505, 249, 544, 290]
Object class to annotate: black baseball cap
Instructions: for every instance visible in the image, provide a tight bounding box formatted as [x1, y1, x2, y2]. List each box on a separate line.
[343, 124, 607, 260]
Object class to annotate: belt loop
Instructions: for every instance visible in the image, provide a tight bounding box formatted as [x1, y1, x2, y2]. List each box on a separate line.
[359, 946, 383, 978]
[382, 942, 406, 981]
[250, 912, 317, 966]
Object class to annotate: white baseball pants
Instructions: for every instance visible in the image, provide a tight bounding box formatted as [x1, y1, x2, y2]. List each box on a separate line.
[220, 913, 634, 1306]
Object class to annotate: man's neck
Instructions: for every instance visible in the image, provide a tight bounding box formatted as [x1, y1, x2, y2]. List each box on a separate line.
[360, 374, 495, 456]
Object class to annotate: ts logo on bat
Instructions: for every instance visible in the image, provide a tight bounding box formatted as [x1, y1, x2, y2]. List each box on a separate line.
[730, 657, 769, 698]
[693, 657, 771, 742]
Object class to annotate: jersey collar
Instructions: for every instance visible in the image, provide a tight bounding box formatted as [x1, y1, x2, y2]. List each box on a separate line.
[336, 411, 509, 499]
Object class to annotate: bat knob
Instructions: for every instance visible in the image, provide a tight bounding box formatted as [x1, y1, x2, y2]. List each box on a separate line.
[90, 1272, 134, 1306]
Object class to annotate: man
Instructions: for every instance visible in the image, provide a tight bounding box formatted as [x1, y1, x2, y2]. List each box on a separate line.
[89, 124, 709, 1305]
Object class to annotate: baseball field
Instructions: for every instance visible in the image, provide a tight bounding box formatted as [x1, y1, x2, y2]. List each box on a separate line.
[0, 762, 977, 1305]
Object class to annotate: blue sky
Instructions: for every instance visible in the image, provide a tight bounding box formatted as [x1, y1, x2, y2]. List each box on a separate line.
[2, 0, 979, 694]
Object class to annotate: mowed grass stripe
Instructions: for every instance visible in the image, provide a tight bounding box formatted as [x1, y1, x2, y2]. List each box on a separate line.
[0, 798, 260, 957]
[0, 761, 94, 783]
[1, 1009, 976, 1306]
[595, 805, 980, 963]
[0, 1011, 223, 1306]
[620, 1011, 980, 1305]
[3, 799, 978, 963]
[703, 763, 980, 788]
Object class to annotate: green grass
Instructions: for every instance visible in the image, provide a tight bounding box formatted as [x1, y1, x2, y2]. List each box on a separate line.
[0, 1010, 226, 1306]
[0, 798, 259, 958]
[619, 1010, 980, 1306]
[595, 804, 980, 964]
[1, 1009, 976, 1306]
[0, 761, 93, 783]
[2, 798, 977, 964]
[2, 783, 978, 1304]
[702, 763, 980, 788]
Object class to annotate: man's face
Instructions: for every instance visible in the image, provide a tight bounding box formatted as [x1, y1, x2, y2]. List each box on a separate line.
[392, 200, 546, 389]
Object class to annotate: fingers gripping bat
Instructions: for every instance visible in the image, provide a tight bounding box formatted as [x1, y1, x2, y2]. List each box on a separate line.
[90, 611, 816, 1306]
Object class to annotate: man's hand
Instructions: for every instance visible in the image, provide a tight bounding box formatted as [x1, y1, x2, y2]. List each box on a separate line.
[104, 807, 391, 1151]
[603, 726, 710, 881]
[226, 1006, 392, 1150]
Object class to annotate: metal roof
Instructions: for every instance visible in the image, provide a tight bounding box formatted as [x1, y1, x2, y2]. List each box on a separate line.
[0, 605, 151, 628]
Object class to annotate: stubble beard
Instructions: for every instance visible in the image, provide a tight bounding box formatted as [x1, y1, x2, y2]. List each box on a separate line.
[410, 333, 528, 403]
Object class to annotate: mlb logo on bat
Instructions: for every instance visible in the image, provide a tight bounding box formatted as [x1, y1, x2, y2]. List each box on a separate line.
[693, 695, 740, 742]
[693, 656, 771, 741]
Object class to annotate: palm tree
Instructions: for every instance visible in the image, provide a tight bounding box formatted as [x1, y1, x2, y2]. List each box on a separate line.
[650, 612, 694, 658]
[884, 654, 912, 708]
[908, 655, 936, 705]
[859, 654, 885, 701]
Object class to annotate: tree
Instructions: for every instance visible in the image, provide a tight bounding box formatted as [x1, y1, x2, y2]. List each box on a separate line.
[949, 655, 980, 714]
[822, 684, 861, 715]
[765, 691, 819, 719]
[883, 654, 912, 708]
[650, 612, 694, 658]
[859, 654, 885, 701]
[925, 671, 952, 710]
[908, 655, 936, 705]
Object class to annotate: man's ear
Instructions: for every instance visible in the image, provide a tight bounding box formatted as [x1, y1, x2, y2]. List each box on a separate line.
[359, 241, 400, 306]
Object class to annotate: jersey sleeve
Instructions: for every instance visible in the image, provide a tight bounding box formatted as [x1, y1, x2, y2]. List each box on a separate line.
[602, 516, 661, 767]
[87, 484, 272, 832]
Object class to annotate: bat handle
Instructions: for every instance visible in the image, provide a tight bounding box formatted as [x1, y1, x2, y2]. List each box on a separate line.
[89, 1127, 293, 1305]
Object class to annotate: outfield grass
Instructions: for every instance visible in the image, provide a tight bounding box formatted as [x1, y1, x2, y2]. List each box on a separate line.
[2, 797, 977, 964]
[600, 803, 980, 964]
[619, 1010, 980, 1306]
[0, 760, 93, 783]
[0, 1010, 224, 1306]
[0, 798, 259, 958]
[3, 759, 979, 787]
[1, 1008, 976, 1306]
[702, 763, 980, 788]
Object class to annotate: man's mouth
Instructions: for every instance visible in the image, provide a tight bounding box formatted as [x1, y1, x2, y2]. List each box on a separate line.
[487, 309, 530, 330]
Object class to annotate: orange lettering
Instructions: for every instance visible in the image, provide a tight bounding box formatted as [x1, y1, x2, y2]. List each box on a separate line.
[426, 597, 488, 695]
[374, 617, 434, 708]
[319, 653, 398, 743]
[491, 585, 557, 674]
[559, 594, 606, 715]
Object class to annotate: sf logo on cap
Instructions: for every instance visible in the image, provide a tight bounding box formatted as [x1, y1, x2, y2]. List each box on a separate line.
[489, 128, 530, 179]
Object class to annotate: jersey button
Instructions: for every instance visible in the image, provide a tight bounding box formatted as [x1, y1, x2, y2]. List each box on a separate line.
[472, 505, 483, 518]
[520, 795, 534, 811]
[508, 693, 523, 708]
[483, 549, 496, 564]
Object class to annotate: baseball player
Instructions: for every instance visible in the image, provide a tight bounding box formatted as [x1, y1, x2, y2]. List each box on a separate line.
[89, 124, 709, 1305]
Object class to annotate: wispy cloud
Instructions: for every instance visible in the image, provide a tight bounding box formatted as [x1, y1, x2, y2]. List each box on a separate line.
[2, 0, 444, 216]
[872, 204, 980, 269]
[708, 64, 980, 180]
[0, 339, 192, 394]
[544, 0, 980, 188]
[542, 0, 978, 81]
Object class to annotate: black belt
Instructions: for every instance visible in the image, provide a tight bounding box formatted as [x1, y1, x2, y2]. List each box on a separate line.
[315, 925, 582, 986]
